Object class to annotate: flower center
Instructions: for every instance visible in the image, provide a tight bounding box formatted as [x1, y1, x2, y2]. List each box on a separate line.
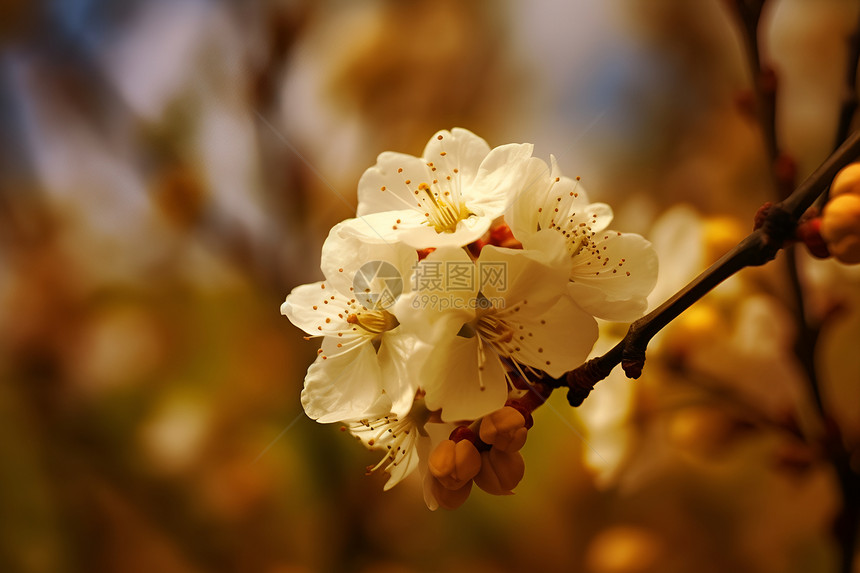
[475, 312, 515, 351]
[470, 309, 518, 391]
[346, 310, 400, 334]
[355, 399, 431, 477]
[558, 226, 590, 257]
[417, 182, 473, 233]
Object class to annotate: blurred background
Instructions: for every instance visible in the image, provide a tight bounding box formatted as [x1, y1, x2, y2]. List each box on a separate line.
[2, 0, 860, 571]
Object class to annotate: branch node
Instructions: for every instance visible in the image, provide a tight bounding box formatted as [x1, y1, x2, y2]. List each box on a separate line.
[621, 344, 646, 379]
[565, 356, 615, 406]
[754, 201, 795, 249]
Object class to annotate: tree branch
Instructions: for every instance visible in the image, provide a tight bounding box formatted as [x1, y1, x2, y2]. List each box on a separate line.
[560, 130, 860, 406]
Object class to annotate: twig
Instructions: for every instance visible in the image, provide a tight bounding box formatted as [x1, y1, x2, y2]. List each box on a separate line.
[731, 2, 780, 166]
[835, 7, 860, 154]
[560, 130, 860, 406]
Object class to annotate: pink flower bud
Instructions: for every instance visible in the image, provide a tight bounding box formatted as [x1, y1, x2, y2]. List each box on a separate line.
[427, 475, 473, 510]
[821, 194, 860, 264]
[428, 439, 482, 490]
[474, 448, 525, 495]
[479, 407, 528, 452]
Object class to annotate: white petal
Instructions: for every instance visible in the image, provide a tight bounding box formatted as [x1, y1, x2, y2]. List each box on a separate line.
[536, 176, 597, 234]
[392, 247, 478, 333]
[300, 343, 383, 423]
[420, 422, 455, 510]
[320, 218, 418, 298]
[423, 335, 508, 423]
[357, 152, 434, 217]
[281, 282, 355, 337]
[478, 243, 569, 314]
[378, 332, 428, 417]
[421, 128, 491, 189]
[575, 340, 634, 486]
[467, 142, 535, 216]
[395, 215, 492, 249]
[340, 210, 426, 244]
[383, 437, 422, 490]
[347, 406, 429, 490]
[422, 469, 440, 511]
[505, 295, 598, 377]
[320, 333, 366, 359]
[505, 156, 554, 239]
[517, 228, 570, 268]
[646, 205, 705, 308]
[507, 155, 598, 241]
[344, 206, 493, 250]
[569, 232, 658, 321]
[575, 202, 614, 234]
[548, 156, 592, 203]
[567, 282, 648, 322]
[355, 130, 534, 250]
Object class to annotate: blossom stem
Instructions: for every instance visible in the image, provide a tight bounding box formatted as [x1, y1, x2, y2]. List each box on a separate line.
[562, 130, 860, 403]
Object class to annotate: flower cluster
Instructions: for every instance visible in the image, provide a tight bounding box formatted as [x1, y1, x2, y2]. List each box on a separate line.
[281, 128, 658, 508]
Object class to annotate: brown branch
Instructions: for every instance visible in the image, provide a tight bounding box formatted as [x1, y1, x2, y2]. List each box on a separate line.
[835, 7, 860, 153]
[730, 1, 779, 163]
[559, 130, 860, 407]
[829, 12, 860, 573]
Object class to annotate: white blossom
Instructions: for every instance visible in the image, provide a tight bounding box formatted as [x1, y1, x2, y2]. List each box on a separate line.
[507, 155, 658, 321]
[395, 237, 598, 422]
[281, 219, 424, 422]
[355, 128, 535, 248]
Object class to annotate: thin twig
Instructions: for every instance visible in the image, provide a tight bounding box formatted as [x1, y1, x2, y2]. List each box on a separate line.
[819, 5, 860, 209]
[560, 130, 860, 406]
[732, 0, 821, 421]
[835, 7, 860, 154]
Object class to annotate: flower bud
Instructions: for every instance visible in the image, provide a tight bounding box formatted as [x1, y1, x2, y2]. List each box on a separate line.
[428, 439, 481, 490]
[427, 474, 473, 510]
[474, 448, 525, 495]
[830, 163, 860, 198]
[821, 193, 860, 264]
[479, 407, 528, 452]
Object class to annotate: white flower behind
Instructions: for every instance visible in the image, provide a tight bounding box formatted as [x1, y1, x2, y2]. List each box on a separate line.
[507, 156, 658, 322]
[355, 128, 535, 248]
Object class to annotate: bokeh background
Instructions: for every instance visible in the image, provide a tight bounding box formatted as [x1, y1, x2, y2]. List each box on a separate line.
[2, 0, 860, 572]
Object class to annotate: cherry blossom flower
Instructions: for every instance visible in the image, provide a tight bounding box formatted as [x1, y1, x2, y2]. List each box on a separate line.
[281, 219, 423, 422]
[395, 238, 598, 422]
[346, 398, 433, 490]
[354, 128, 535, 248]
[506, 155, 658, 321]
[280, 129, 662, 506]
